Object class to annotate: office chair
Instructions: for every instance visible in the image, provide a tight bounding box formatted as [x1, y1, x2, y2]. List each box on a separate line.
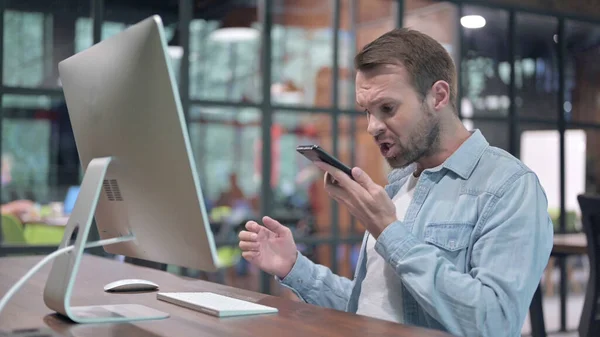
[577, 194, 600, 337]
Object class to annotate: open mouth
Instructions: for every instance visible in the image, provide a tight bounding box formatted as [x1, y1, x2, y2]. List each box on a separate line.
[379, 142, 394, 157]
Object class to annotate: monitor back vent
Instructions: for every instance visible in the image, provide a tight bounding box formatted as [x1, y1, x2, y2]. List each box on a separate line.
[103, 179, 123, 201]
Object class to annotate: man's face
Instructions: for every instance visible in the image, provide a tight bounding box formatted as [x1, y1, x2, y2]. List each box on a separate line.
[356, 64, 440, 169]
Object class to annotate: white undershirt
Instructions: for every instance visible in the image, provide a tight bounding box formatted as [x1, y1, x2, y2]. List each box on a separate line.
[355, 173, 419, 323]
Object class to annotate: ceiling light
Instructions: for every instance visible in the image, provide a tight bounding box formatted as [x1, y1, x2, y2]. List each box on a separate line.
[209, 27, 259, 43]
[461, 15, 486, 29]
[564, 101, 572, 113]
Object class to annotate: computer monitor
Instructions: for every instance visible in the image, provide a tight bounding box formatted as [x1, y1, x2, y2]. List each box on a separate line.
[42, 15, 219, 324]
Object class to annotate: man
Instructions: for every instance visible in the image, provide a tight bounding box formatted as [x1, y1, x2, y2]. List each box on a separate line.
[238, 28, 553, 337]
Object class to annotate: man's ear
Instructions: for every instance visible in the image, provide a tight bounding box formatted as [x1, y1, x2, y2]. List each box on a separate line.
[431, 80, 450, 111]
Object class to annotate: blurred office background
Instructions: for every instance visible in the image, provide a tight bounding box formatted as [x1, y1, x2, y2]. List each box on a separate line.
[2, 0, 600, 335]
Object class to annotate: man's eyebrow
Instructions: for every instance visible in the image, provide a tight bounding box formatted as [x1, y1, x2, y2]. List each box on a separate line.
[369, 97, 395, 107]
[357, 96, 399, 110]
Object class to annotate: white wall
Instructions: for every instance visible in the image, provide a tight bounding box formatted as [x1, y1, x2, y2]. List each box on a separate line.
[520, 129, 586, 216]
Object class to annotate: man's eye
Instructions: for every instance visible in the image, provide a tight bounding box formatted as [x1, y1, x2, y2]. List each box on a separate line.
[381, 105, 394, 113]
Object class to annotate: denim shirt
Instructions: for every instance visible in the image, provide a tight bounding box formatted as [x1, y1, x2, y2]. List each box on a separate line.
[279, 130, 554, 337]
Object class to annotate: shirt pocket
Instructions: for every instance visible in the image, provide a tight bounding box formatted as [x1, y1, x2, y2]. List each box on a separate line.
[423, 222, 474, 270]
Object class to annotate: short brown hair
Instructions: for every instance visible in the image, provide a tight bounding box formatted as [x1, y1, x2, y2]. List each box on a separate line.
[355, 28, 457, 112]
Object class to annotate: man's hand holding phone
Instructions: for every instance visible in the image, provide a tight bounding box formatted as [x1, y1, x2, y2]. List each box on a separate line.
[296, 145, 397, 237]
[314, 162, 397, 239]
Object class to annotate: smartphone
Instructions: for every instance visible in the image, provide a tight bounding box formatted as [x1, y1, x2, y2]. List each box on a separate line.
[296, 145, 354, 179]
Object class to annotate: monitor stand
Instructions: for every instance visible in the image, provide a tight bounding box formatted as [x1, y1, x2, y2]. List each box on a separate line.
[42, 156, 170, 324]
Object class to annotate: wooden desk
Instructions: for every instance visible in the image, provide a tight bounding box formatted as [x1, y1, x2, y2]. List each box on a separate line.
[553, 233, 587, 255]
[0, 255, 452, 337]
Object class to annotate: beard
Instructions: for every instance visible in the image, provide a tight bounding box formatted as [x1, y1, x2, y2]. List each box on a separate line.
[385, 105, 441, 169]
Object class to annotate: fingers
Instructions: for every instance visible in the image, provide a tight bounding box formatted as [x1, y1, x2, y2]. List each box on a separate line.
[351, 167, 376, 192]
[242, 218, 288, 239]
[242, 251, 259, 261]
[324, 171, 337, 186]
[322, 169, 352, 201]
[239, 230, 258, 242]
[324, 174, 366, 210]
[315, 162, 352, 187]
[324, 177, 344, 199]
[239, 229, 260, 255]
[244, 221, 262, 233]
[262, 216, 288, 235]
[239, 240, 259, 252]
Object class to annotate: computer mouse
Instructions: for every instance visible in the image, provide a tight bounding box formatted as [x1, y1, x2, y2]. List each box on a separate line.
[103, 279, 159, 292]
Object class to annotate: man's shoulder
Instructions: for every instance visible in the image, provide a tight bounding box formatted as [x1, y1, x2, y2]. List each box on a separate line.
[468, 145, 535, 197]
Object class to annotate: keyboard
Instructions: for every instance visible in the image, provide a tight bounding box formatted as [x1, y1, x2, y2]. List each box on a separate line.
[156, 292, 278, 317]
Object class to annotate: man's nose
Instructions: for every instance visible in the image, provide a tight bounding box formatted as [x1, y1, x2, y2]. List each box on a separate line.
[367, 115, 386, 137]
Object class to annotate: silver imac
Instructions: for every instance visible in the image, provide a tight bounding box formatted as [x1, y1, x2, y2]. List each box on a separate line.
[43, 15, 219, 324]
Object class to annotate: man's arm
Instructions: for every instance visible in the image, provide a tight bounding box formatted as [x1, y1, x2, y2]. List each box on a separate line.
[279, 251, 354, 310]
[375, 172, 554, 337]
